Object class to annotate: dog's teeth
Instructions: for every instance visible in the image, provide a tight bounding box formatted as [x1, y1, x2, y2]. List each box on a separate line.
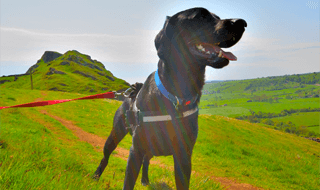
[201, 48, 206, 52]
[197, 44, 204, 50]
[218, 50, 223, 58]
[206, 51, 211, 54]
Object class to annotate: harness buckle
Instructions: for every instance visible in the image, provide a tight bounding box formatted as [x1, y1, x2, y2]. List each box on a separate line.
[173, 96, 184, 117]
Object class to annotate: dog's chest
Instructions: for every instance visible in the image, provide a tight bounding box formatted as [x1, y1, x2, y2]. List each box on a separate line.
[132, 116, 198, 156]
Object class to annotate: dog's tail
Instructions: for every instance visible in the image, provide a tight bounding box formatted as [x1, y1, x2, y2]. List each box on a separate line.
[128, 82, 143, 99]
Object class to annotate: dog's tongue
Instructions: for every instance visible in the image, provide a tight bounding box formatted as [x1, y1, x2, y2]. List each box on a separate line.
[211, 45, 237, 61]
[222, 51, 237, 61]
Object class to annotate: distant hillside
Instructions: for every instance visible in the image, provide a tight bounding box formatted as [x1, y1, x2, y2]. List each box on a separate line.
[0, 50, 130, 94]
[203, 72, 320, 94]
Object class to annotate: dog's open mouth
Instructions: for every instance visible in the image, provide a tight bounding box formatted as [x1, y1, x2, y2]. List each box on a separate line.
[190, 42, 237, 61]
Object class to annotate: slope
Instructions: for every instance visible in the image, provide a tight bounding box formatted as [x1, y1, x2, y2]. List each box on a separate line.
[0, 88, 319, 189]
[0, 50, 130, 94]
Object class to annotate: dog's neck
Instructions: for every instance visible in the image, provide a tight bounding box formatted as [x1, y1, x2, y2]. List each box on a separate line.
[157, 59, 205, 100]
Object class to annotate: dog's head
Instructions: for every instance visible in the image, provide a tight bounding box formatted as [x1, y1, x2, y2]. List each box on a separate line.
[155, 7, 247, 69]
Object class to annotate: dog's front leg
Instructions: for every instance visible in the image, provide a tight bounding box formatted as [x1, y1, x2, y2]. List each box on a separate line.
[123, 146, 144, 190]
[141, 153, 153, 186]
[173, 152, 192, 190]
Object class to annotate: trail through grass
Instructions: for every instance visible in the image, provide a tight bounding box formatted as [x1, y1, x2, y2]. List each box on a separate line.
[1, 88, 319, 189]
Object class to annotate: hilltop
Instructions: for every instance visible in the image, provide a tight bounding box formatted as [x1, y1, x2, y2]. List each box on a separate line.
[0, 50, 130, 94]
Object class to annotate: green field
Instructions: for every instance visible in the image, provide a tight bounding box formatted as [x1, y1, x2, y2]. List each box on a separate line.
[200, 75, 320, 137]
[1, 88, 319, 190]
[272, 112, 319, 127]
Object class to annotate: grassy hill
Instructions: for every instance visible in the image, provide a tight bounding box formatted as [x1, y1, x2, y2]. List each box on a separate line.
[200, 72, 320, 137]
[204, 72, 320, 93]
[1, 88, 319, 189]
[0, 50, 130, 94]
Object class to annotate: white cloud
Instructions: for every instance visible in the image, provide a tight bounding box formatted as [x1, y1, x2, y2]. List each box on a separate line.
[206, 33, 320, 81]
[1, 28, 319, 83]
[0, 27, 160, 64]
[225, 32, 319, 67]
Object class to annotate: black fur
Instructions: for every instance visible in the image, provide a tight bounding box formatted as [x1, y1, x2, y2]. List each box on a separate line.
[93, 7, 246, 189]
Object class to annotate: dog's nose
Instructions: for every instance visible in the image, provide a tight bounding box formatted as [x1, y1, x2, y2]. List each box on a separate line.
[231, 19, 247, 28]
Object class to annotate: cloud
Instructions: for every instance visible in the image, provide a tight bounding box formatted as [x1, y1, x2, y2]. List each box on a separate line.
[0, 27, 160, 64]
[226, 32, 319, 67]
[1, 28, 319, 83]
[206, 33, 320, 81]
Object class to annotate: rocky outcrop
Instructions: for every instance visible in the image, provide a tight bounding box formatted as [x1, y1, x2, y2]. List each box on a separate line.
[41, 51, 63, 63]
[26, 64, 39, 74]
[97, 72, 115, 81]
[73, 70, 97, 80]
[66, 54, 103, 71]
[0, 80, 10, 84]
[60, 61, 70, 66]
[46, 68, 66, 75]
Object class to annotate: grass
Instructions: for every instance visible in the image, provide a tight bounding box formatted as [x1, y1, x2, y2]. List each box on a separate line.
[1, 88, 319, 189]
[272, 112, 319, 127]
[199, 106, 251, 117]
[196, 115, 319, 190]
[200, 80, 319, 137]
[0, 88, 222, 189]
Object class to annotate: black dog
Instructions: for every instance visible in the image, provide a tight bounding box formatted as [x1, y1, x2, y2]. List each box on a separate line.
[93, 7, 247, 189]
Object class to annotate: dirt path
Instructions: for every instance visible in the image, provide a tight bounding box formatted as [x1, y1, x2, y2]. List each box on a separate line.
[39, 110, 129, 161]
[39, 110, 262, 190]
[34, 93, 263, 189]
[39, 109, 166, 167]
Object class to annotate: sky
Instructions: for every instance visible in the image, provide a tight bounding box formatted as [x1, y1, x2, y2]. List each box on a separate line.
[1, 0, 319, 84]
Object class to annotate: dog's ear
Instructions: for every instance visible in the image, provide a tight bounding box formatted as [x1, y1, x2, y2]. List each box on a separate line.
[155, 16, 173, 61]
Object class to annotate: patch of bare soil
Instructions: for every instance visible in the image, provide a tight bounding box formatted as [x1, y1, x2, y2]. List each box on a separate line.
[39, 110, 129, 161]
[212, 177, 263, 190]
[37, 108, 264, 190]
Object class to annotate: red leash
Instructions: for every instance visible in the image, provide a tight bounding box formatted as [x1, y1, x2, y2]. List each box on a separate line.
[0, 91, 116, 110]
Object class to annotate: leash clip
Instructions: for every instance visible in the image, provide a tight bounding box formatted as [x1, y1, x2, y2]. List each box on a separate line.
[123, 87, 133, 98]
[113, 87, 133, 99]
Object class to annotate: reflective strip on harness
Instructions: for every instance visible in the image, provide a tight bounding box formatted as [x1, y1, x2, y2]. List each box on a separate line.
[142, 107, 198, 122]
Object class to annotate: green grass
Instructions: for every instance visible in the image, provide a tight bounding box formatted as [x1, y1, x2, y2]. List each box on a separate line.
[1, 88, 319, 189]
[272, 112, 319, 127]
[196, 115, 319, 190]
[199, 106, 251, 117]
[200, 80, 319, 136]
[0, 88, 222, 189]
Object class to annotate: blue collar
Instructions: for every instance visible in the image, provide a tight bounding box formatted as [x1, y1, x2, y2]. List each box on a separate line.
[154, 70, 198, 109]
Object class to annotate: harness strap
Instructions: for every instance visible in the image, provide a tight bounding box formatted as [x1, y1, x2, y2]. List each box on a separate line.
[142, 107, 198, 122]
[128, 100, 198, 124]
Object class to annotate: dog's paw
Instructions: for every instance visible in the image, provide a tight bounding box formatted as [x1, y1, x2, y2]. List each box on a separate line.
[141, 178, 150, 186]
[91, 174, 101, 181]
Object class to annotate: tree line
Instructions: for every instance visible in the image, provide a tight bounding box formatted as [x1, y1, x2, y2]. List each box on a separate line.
[236, 108, 320, 137]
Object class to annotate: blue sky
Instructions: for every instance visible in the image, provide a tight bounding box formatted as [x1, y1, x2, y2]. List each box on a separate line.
[1, 0, 319, 84]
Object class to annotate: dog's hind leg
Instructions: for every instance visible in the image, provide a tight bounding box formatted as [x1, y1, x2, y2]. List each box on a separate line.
[141, 153, 153, 186]
[93, 110, 128, 180]
[123, 146, 144, 190]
